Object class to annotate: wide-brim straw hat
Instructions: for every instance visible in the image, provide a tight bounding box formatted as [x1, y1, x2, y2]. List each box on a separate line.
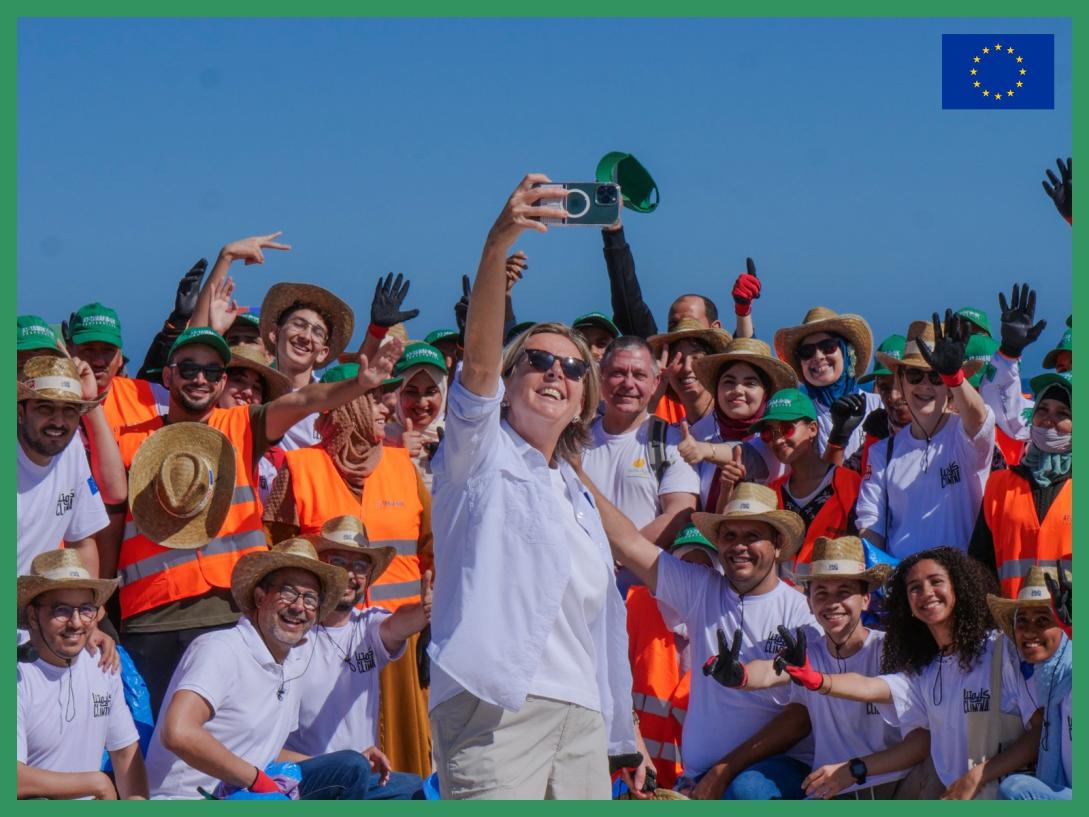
[691, 483, 805, 563]
[875, 319, 983, 379]
[129, 423, 237, 549]
[17, 355, 107, 412]
[18, 550, 119, 628]
[694, 337, 799, 396]
[259, 282, 355, 364]
[773, 307, 874, 380]
[795, 536, 891, 589]
[231, 538, 349, 622]
[647, 318, 732, 357]
[987, 565, 1066, 640]
[227, 342, 292, 402]
[308, 515, 397, 586]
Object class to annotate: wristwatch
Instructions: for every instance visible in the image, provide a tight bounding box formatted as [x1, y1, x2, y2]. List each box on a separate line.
[848, 757, 868, 786]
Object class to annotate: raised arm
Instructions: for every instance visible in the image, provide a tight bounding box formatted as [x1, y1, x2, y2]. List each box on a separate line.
[355, 272, 421, 365]
[601, 221, 658, 338]
[137, 258, 207, 379]
[729, 257, 761, 340]
[917, 310, 989, 438]
[191, 232, 291, 328]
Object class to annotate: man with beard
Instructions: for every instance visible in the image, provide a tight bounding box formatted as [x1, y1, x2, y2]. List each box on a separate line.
[284, 515, 429, 799]
[855, 335, 913, 474]
[115, 327, 403, 716]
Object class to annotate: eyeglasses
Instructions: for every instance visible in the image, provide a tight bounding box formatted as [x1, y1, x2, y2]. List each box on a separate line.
[522, 348, 589, 381]
[797, 338, 840, 360]
[902, 367, 943, 386]
[271, 584, 322, 611]
[170, 361, 227, 382]
[759, 420, 801, 443]
[36, 603, 99, 623]
[284, 316, 329, 344]
[327, 555, 374, 575]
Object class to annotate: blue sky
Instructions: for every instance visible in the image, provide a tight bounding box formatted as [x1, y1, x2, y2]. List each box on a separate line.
[17, 17, 1072, 375]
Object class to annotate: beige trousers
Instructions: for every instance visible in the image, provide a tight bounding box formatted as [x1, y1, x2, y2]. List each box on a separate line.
[431, 692, 611, 800]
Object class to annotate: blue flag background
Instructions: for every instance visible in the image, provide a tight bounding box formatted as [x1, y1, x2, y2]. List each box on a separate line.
[942, 34, 1054, 109]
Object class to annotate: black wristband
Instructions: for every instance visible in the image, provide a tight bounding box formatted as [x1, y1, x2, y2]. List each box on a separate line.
[105, 501, 129, 515]
[827, 433, 850, 448]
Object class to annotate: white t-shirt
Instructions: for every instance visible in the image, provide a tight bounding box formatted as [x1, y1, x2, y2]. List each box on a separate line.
[278, 376, 321, 451]
[18, 651, 139, 774]
[583, 416, 700, 529]
[881, 632, 1031, 787]
[17, 438, 110, 575]
[526, 468, 610, 711]
[689, 412, 787, 508]
[788, 627, 908, 793]
[855, 409, 995, 559]
[1060, 689, 1072, 786]
[655, 555, 817, 777]
[813, 391, 884, 460]
[285, 607, 404, 756]
[145, 617, 305, 799]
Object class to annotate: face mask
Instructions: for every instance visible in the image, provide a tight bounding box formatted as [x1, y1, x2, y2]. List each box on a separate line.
[1030, 424, 1071, 454]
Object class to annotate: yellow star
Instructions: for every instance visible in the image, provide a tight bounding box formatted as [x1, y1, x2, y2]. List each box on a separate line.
[1016, 56, 1023, 63]
[1020, 68, 1027, 75]
[974, 55, 981, 63]
[1007, 47, 1014, 54]
[983, 47, 990, 54]
[973, 81, 981, 87]
[1016, 81, 1024, 88]
[995, 93, 1003, 101]
[983, 89, 990, 96]
[995, 43, 1002, 51]
[1007, 89, 1014, 96]
[970, 68, 977, 75]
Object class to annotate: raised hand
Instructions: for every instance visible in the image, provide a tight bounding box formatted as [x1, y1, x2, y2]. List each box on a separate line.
[70, 357, 99, 401]
[1044, 565, 1072, 636]
[208, 276, 247, 336]
[220, 231, 292, 266]
[916, 309, 969, 379]
[505, 251, 528, 295]
[1042, 157, 1072, 223]
[356, 336, 404, 390]
[773, 625, 823, 691]
[677, 421, 707, 464]
[702, 628, 748, 688]
[420, 569, 433, 622]
[828, 393, 866, 447]
[486, 173, 569, 247]
[454, 275, 471, 337]
[732, 257, 762, 317]
[371, 272, 420, 329]
[170, 259, 208, 324]
[719, 444, 746, 487]
[997, 283, 1047, 358]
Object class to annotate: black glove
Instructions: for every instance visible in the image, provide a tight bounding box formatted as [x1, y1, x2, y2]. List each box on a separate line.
[702, 628, 747, 688]
[168, 259, 208, 325]
[454, 275, 471, 341]
[371, 272, 420, 329]
[416, 624, 430, 689]
[997, 283, 1047, 358]
[772, 625, 807, 677]
[1042, 157, 1072, 222]
[1044, 567, 1072, 629]
[916, 310, 968, 377]
[828, 393, 867, 447]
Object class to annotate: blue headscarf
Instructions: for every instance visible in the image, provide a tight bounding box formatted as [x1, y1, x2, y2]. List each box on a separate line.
[1031, 632, 1072, 789]
[801, 337, 858, 408]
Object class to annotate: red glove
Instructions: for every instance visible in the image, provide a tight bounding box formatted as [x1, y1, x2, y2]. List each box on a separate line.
[783, 656, 824, 691]
[249, 768, 281, 794]
[731, 257, 761, 316]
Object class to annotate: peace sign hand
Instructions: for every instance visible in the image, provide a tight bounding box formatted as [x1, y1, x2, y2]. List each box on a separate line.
[773, 625, 825, 691]
[916, 310, 968, 377]
[220, 231, 292, 266]
[702, 628, 748, 688]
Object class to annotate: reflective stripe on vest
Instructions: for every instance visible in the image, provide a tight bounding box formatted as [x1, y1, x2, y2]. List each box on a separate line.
[643, 738, 679, 763]
[119, 530, 267, 586]
[369, 579, 421, 603]
[121, 485, 257, 541]
[998, 557, 1072, 581]
[671, 706, 686, 726]
[381, 539, 418, 556]
[632, 692, 672, 718]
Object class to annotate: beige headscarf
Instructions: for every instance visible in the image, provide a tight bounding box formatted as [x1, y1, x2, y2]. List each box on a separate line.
[314, 394, 382, 492]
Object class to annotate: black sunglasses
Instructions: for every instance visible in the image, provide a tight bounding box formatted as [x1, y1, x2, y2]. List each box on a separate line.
[797, 338, 840, 360]
[902, 367, 944, 386]
[522, 348, 589, 381]
[171, 360, 227, 382]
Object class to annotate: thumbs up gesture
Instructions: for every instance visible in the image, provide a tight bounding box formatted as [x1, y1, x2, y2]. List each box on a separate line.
[677, 421, 710, 464]
[402, 417, 423, 458]
[420, 569, 433, 622]
[719, 443, 747, 487]
[731, 257, 762, 317]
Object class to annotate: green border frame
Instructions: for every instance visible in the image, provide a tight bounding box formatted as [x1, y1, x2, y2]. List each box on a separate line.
[7, 4, 1080, 812]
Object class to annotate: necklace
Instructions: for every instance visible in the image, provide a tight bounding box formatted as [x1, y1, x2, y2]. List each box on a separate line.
[276, 637, 317, 701]
[320, 622, 359, 672]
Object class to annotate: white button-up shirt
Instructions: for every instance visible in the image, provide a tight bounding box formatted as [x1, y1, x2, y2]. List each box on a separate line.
[428, 375, 636, 755]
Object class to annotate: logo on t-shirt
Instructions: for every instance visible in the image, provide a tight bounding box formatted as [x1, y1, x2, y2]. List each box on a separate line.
[87, 476, 99, 496]
[350, 647, 377, 673]
[940, 461, 962, 489]
[866, 702, 880, 715]
[92, 691, 112, 718]
[55, 489, 76, 517]
[763, 630, 787, 654]
[962, 687, 991, 713]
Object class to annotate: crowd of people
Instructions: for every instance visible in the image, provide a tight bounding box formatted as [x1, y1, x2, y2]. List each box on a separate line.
[16, 156, 1073, 800]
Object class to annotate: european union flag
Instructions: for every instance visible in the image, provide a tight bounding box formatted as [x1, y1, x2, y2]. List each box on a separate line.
[942, 34, 1054, 109]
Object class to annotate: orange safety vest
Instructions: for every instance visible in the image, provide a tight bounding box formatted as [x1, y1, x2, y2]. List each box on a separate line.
[772, 467, 861, 567]
[626, 586, 683, 790]
[653, 394, 686, 425]
[116, 406, 267, 620]
[102, 377, 162, 441]
[284, 446, 424, 612]
[982, 470, 1072, 598]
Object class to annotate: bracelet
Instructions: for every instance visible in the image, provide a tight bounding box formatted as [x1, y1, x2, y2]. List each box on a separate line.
[939, 369, 965, 388]
[367, 323, 389, 340]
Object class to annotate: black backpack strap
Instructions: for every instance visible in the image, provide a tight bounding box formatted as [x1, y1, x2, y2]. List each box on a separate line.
[647, 416, 670, 483]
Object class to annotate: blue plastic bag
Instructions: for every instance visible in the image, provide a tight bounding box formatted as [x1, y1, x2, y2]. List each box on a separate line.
[861, 539, 900, 629]
[101, 645, 154, 772]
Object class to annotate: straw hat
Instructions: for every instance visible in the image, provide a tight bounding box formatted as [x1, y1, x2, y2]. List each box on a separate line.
[647, 318, 732, 357]
[773, 307, 873, 380]
[227, 342, 292, 402]
[987, 565, 1066, 640]
[231, 538, 349, 622]
[309, 515, 396, 586]
[18, 550, 118, 628]
[694, 337, 798, 396]
[691, 483, 805, 563]
[874, 320, 983, 378]
[259, 282, 355, 363]
[795, 536, 891, 589]
[129, 423, 237, 549]
[17, 355, 106, 412]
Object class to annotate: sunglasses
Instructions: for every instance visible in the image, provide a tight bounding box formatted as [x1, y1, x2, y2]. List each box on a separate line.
[171, 360, 227, 382]
[902, 367, 943, 386]
[522, 348, 589, 381]
[759, 420, 801, 443]
[797, 338, 840, 360]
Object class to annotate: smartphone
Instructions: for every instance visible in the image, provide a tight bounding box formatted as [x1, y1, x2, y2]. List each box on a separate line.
[531, 182, 621, 227]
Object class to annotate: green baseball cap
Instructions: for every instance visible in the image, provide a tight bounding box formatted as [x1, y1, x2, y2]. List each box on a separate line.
[965, 334, 999, 388]
[17, 315, 63, 353]
[749, 388, 817, 433]
[572, 311, 620, 339]
[233, 312, 261, 328]
[596, 151, 659, 214]
[955, 306, 992, 338]
[858, 334, 906, 384]
[381, 375, 404, 392]
[670, 524, 716, 555]
[168, 326, 231, 364]
[320, 362, 358, 384]
[1042, 327, 1073, 370]
[505, 321, 536, 344]
[68, 303, 123, 348]
[394, 342, 448, 376]
[424, 329, 459, 346]
[1030, 370, 1072, 401]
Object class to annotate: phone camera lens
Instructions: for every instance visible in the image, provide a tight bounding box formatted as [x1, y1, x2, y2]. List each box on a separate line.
[595, 185, 618, 206]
